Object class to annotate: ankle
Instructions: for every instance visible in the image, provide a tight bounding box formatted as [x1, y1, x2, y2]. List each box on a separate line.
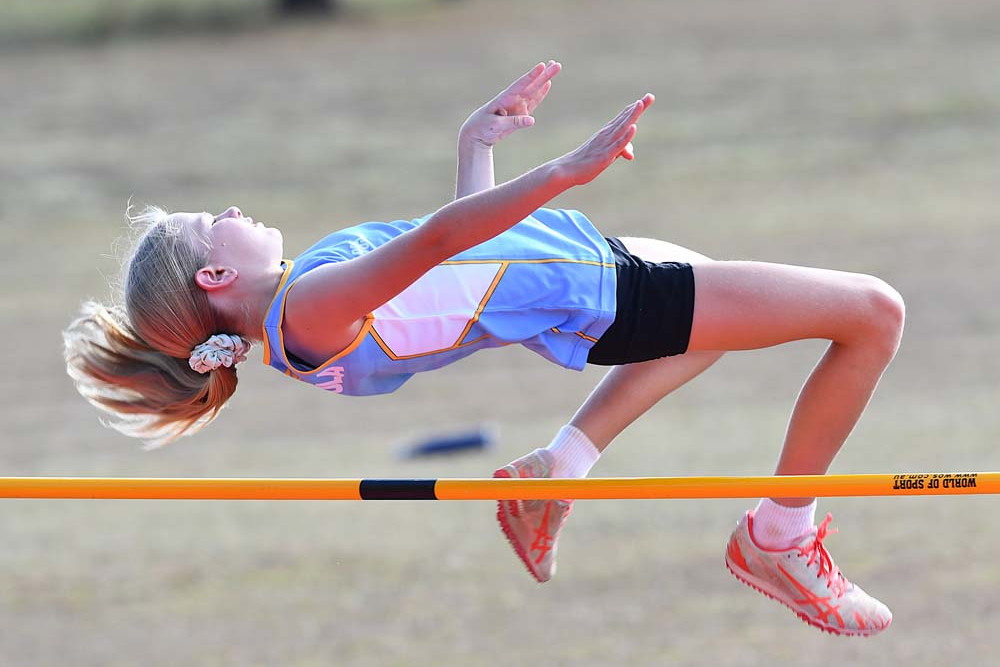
[751, 498, 817, 549]
[545, 425, 600, 478]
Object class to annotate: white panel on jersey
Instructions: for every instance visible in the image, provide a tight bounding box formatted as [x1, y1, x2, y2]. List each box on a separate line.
[372, 262, 503, 357]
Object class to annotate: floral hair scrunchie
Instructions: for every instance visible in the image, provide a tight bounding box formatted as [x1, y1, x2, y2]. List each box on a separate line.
[188, 334, 251, 374]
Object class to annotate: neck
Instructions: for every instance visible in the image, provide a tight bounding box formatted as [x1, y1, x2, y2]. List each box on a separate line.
[217, 263, 286, 342]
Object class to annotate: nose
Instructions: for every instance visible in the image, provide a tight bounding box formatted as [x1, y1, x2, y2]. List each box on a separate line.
[215, 206, 243, 222]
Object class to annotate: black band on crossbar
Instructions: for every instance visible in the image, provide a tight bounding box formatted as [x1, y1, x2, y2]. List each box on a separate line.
[358, 479, 437, 500]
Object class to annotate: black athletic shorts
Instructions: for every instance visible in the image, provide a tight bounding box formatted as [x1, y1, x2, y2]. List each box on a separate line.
[586, 237, 696, 365]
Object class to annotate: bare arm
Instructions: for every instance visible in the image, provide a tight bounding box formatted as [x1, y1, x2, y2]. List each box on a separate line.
[455, 141, 496, 200]
[456, 61, 561, 199]
[286, 93, 654, 348]
[291, 159, 567, 331]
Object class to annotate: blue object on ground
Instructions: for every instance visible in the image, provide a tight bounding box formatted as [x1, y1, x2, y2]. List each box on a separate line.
[399, 425, 496, 458]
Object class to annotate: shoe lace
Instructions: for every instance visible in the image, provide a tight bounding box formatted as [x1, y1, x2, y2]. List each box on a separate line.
[798, 513, 847, 597]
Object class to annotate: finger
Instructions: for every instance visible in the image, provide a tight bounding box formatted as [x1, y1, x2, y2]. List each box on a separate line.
[530, 78, 552, 102]
[627, 94, 654, 128]
[629, 93, 654, 122]
[504, 62, 547, 96]
[524, 60, 560, 97]
[614, 125, 638, 157]
[606, 99, 641, 130]
[610, 118, 642, 152]
[612, 104, 643, 138]
[492, 65, 543, 106]
[526, 80, 552, 113]
[608, 95, 653, 136]
[498, 115, 535, 132]
[597, 104, 638, 146]
[521, 62, 547, 85]
[521, 62, 559, 113]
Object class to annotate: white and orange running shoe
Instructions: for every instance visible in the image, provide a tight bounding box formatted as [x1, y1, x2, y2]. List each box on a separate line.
[494, 449, 572, 583]
[725, 511, 892, 636]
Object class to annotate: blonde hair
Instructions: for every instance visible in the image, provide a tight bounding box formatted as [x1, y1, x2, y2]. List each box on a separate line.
[64, 205, 240, 447]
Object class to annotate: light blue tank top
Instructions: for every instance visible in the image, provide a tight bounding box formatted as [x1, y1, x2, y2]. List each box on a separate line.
[261, 208, 616, 395]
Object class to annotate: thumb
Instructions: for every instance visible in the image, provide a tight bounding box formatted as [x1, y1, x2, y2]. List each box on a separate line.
[499, 115, 535, 131]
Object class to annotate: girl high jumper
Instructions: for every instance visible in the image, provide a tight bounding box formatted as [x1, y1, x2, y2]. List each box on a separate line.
[65, 62, 903, 636]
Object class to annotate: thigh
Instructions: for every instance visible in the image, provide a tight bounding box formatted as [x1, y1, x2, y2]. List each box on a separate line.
[619, 237, 714, 265]
[687, 260, 896, 352]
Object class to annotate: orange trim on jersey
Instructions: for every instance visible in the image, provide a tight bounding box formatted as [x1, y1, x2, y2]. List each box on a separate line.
[370, 329, 494, 361]
[261, 259, 295, 367]
[262, 259, 375, 378]
[263, 254, 613, 372]
[368, 262, 508, 361]
[453, 262, 508, 346]
[550, 326, 598, 343]
[277, 311, 374, 378]
[323, 317, 374, 363]
[442, 257, 614, 268]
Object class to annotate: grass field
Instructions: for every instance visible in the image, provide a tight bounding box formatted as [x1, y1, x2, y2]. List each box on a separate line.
[2, 0, 999, 664]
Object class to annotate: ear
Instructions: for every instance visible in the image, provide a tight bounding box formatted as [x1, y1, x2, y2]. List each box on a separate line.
[194, 265, 239, 292]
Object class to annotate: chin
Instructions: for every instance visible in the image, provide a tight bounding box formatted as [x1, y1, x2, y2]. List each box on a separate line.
[269, 229, 284, 252]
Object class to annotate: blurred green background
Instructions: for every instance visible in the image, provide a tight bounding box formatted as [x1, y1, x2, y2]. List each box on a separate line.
[1, 0, 998, 665]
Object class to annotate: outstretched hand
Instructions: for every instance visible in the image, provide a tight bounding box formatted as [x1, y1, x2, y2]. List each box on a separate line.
[460, 61, 562, 148]
[556, 93, 655, 186]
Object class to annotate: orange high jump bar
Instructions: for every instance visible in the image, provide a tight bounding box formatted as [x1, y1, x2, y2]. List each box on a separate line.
[0, 472, 996, 500]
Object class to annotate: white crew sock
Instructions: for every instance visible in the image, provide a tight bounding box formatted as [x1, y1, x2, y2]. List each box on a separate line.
[545, 425, 601, 479]
[751, 498, 818, 549]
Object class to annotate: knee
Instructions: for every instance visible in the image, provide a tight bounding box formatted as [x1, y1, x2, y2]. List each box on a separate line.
[857, 275, 905, 357]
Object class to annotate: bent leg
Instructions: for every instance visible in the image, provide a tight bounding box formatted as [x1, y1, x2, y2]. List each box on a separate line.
[571, 237, 723, 450]
[570, 350, 724, 450]
[688, 260, 905, 504]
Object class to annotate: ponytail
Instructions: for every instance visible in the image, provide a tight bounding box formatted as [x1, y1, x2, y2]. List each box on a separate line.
[63, 206, 241, 447]
[64, 302, 237, 446]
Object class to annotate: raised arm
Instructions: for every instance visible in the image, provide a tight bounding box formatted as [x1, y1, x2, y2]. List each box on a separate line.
[456, 61, 561, 199]
[286, 93, 654, 351]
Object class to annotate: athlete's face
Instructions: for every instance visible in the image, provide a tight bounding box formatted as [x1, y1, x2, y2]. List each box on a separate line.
[175, 206, 284, 270]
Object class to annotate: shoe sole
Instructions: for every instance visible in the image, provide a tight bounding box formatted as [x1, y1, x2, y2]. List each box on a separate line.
[724, 551, 890, 637]
[494, 467, 548, 583]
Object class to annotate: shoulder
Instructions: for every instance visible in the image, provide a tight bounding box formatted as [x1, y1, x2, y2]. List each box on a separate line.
[282, 279, 366, 368]
[273, 240, 369, 368]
